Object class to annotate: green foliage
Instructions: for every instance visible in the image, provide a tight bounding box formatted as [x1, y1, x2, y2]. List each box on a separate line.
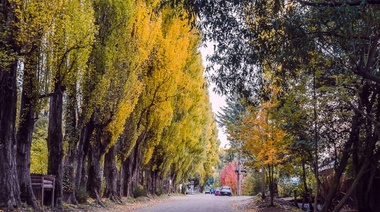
[2, 0, 218, 204]
[242, 172, 262, 196]
[30, 115, 48, 174]
[62, 165, 75, 193]
[199, 0, 380, 209]
[155, 185, 165, 196]
[205, 176, 215, 187]
[75, 186, 89, 204]
[133, 184, 148, 198]
[277, 177, 298, 198]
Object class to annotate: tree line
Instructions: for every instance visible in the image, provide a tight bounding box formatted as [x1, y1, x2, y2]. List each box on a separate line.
[0, 0, 219, 210]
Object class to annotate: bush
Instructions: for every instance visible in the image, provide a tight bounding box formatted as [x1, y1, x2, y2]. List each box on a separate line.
[155, 185, 165, 196]
[133, 184, 147, 198]
[76, 186, 88, 204]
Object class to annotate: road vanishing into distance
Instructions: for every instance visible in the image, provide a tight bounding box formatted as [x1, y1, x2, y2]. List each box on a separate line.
[129, 193, 254, 212]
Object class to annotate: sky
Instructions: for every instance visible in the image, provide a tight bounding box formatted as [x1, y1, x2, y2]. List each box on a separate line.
[200, 44, 229, 148]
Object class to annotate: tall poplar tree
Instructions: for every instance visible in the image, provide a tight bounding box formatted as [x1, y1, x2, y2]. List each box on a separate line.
[0, 0, 22, 210]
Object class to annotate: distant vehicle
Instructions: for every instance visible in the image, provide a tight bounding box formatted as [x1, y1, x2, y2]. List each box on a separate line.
[204, 188, 211, 194]
[219, 186, 232, 196]
[214, 187, 220, 196]
[210, 188, 215, 194]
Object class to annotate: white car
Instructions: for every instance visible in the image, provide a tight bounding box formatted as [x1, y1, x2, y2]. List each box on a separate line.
[219, 186, 232, 196]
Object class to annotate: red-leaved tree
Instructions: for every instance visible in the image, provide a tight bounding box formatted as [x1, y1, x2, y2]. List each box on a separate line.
[219, 160, 238, 194]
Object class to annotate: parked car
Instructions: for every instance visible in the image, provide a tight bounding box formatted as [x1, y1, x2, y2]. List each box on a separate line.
[204, 188, 211, 194]
[214, 187, 220, 196]
[219, 186, 232, 196]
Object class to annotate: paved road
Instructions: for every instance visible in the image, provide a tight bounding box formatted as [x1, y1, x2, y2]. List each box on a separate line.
[129, 194, 254, 212]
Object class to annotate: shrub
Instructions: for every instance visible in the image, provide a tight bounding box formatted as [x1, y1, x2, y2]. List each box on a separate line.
[133, 184, 147, 197]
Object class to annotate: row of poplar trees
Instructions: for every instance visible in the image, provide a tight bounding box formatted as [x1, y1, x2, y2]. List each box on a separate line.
[0, 0, 219, 210]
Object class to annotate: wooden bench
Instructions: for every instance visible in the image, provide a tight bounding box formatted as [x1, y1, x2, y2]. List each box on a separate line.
[31, 174, 55, 208]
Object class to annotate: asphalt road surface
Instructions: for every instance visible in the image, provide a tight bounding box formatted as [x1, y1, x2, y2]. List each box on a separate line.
[129, 193, 254, 212]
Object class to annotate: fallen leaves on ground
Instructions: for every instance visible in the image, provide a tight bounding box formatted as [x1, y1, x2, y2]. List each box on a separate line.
[61, 195, 173, 212]
[234, 197, 302, 212]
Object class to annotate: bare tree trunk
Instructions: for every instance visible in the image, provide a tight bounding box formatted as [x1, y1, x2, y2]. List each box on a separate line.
[353, 85, 380, 212]
[63, 83, 78, 204]
[261, 166, 266, 199]
[75, 119, 93, 202]
[269, 165, 274, 206]
[123, 158, 134, 197]
[132, 142, 142, 196]
[87, 130, 103, 199]
[0, 1, 21, 210]
[104, 145, 122, 203]
[333, 159, 371, 212]
[0, 62, 21, 211]
[47, 82, 64, 208]
[16, 53, 40, 210]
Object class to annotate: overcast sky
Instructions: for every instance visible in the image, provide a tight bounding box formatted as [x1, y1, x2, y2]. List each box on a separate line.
[200, 44, 229, 148]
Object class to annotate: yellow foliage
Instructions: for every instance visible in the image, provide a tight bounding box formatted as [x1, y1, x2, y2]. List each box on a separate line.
[231, 85, 288, 169]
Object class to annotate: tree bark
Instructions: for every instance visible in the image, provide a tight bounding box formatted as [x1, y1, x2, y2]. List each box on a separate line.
[268, 165, 274, 206]
[62, 165, 77, 204]
[261, 166, 266, 199]
[0, 62, 21, 210]
[123, 133, 144, 197]
[122, 158, 134, 197]
[75, 119, 93, 202]
[103, 145, 121, 203]
[87, 128, 103, 199]
[350, 82, 380, 212]
[0, 0, 21, 209]
[333, 158, 371, 212]
[16, 51, 40, 209]
[47, 82, 64, 208]
[62, 83, 79, 204]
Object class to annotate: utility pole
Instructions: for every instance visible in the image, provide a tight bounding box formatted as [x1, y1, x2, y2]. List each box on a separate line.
[237, 159, 241, 195]
[235, 153, 246, 196]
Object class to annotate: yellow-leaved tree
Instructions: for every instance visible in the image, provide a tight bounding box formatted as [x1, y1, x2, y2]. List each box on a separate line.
[231, 85, 288, 206]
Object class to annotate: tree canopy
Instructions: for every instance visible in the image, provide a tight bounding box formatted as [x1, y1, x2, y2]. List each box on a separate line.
[0, 0, 219, 210]
[202, 0, 380, 211]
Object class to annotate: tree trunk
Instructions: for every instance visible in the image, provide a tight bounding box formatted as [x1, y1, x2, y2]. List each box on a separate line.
[301, 160, 313, 211]
[132, 136, 144, 196]
[0, 62, 21, 210]
[47, 82, 64, 208]
[87, 129, 102, 199]
[261, 166, 266, 199]
[75, 119, 94, 202]
[62, 83, 78, 204]
[353, 161, 375, 212]
[146, 169, 157, 195]
[16, 52, 39, 209]
[119, 163, 124, 196]
[269, 166, 274, 207]
[122, 158, 134, 197]
[353, 134, 379, 211]
[321, 112, 359, 212]
[0, 0, 21, 209]
[103, 145, 121, 203]
[353, 84, 380, 212]
[333, 158, 371, 212]
[62, 165, 77, 204]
